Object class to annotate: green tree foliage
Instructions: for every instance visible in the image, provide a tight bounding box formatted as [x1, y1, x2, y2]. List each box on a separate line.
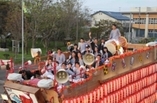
[0, 1, 14, 35]
[90, 20, 124, 40]
[1, 0, 90, 50]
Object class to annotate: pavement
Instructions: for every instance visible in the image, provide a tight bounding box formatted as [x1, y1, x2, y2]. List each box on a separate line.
[0, 69, 6, 94]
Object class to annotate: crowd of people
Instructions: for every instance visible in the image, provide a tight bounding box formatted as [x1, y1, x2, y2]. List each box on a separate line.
[18, 24, 121, 89]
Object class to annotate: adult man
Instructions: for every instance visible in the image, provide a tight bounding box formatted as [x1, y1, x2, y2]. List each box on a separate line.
[89, 32, 98, 52]
[106, 24, 121, 45]
[98, 38, 105, 53]
[78, 38, 87, 54]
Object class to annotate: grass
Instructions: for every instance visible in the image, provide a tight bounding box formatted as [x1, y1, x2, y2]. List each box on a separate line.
[0, 40, 67, 64]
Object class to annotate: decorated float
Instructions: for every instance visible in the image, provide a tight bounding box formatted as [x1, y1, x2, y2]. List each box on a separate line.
[1, 38, 157, 103]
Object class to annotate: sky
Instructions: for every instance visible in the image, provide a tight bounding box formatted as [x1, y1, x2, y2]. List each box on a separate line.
[83, 0, 157, 13]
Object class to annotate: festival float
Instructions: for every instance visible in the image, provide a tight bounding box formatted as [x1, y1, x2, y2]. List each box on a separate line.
[0, 37, 157, 103]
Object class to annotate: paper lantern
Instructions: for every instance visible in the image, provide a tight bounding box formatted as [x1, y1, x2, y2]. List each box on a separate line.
[131, 84, 135, 94]
[107, 82, 110, 94]
[88, 93, 92, 103]
[112, 94, 116, 103]
[110, 94, 114, 103]
[103, 84, 107, 96]
[115, 79, 119, 90]
[113, 80, 116, 91]
[62, 100, 69, 103]
[73, 98, 76, 103]
[107, 95, 111, 103]
[120, 89, 124, 100]
[82, 95, 88, 103]
[76, 97, 81, 103]
[125, 75, 128, 85]
[100, 86, 103, 99]
[128, 85, 132, 94]
[109, 81, 113, 93]
[123, 76, 126, 87]
[103, 97, 107, 103]
[96, 88, 100, 101]
[114, 93, 118, 103]
[132, 95, 137, 103]
[93, 91, 96, 102]
[136, 92, 141, 102]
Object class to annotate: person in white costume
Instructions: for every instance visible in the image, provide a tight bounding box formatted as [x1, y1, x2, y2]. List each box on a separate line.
[105, 24, 124, 54]
[105, 24, 121, 45]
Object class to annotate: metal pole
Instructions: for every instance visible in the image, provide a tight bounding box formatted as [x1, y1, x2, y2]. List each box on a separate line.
[119, 7, 121, 12]
[129, 12, 132, 42]
[153, 18, 155, 37]
[76, 15, 78, 43]
[138, 7, 141, 37]
[22, 0, 24, 67]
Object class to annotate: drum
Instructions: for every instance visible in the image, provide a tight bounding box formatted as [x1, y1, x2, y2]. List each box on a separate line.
[104, 36, 127, 55]
[105, 42, 117, 55]
[119, 36, 127, 48]
[31, 48, 42, 58]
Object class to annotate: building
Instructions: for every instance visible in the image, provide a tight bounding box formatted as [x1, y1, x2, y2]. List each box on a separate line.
[122, 7, 157, 39]
[91, 11, 130, 27]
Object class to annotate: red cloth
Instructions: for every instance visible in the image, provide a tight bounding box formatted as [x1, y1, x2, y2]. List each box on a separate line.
[19, 95, 33, 103]
[23, 78, 40, 87]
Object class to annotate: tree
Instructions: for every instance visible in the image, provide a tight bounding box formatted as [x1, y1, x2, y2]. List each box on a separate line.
[4, 0, 90, 50]
[56, 0, 90, 41]
[0, 1, 13, 36]
[90, 20, 125, 40]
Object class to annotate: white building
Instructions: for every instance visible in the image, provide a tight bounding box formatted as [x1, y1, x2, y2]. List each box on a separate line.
[91, 11, 130, 27]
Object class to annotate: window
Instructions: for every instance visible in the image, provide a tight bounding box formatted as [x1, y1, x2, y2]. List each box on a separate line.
[95, 21, 99, 25]
[99, 12, 102, 15]
[155, 18, 157, 24]
[148, 30, 153, 33]
[149, 18, 157, 24]
[133, 18, 146, 24]
[140, 18, 146, 24]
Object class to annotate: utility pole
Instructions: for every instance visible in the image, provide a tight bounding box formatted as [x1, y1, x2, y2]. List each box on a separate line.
[129, 12, 132, 42]
[138, 7, 141, 37]
[153, 18, 155, 37]
[76, 3, 79, 43]
[21, 0, 24, 68]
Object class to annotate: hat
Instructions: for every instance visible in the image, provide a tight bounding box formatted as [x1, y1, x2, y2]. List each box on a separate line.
[86, 44, 90, 48]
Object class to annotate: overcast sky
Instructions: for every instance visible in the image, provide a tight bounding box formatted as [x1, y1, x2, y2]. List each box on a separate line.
[83, 0, 157, 12]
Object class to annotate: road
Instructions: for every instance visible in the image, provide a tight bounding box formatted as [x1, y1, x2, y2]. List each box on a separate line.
[0, 69, 6, 102]
[0, 64, 38, 102]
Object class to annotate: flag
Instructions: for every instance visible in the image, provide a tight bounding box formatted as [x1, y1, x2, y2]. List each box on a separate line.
[22, 1, 27, 13]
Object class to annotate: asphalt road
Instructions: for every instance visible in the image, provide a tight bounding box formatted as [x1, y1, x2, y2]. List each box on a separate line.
[0, 65, 37, 102]
[0, 69, 5, 92]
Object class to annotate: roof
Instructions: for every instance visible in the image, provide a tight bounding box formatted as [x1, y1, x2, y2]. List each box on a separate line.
[91, 11, 130, 21]
[122, 11, 157, 14]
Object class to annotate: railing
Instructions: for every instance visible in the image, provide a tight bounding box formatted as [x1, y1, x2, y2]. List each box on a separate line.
[60, 46, 157, 103]
[61, 45, 157, 99]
